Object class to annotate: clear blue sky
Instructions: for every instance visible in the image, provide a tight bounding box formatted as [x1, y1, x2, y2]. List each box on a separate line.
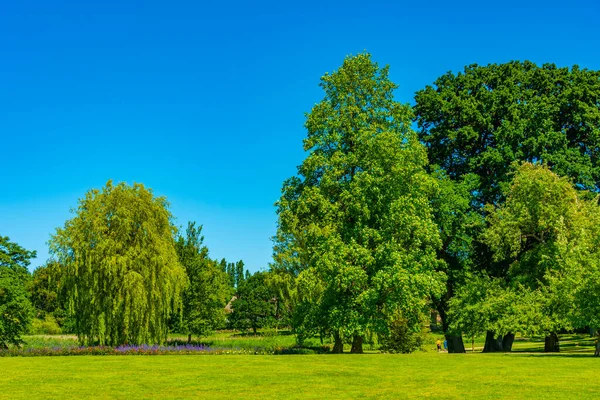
[1, 0, 599, 272]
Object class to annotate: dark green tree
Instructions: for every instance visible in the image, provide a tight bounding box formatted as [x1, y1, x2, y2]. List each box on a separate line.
[235, 260, 245, 287]
[415, 61, 600, 351]
[229, 272, 276, 334]
[175, 222, 231, 342]
[0, 236, 35, 348]
[30, 261, 63, 319]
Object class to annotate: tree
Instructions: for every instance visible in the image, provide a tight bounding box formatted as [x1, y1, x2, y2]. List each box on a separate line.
[274, 53, 446, 353]
[452, 164, 591, 351]
[175, 222, 231, 342]
[30, 261, 63, 318]
[415, 61, 600, 351]
[0, 236, 35, 348]
[429, 171, 482, 352]
[49, 181, 188, 346]
[235, 261, 245, 287]
[229, 272, 276, 334]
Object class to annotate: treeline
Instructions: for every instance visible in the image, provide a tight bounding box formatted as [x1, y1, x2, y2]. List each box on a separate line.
[0, 213, 257, 347]
[2, 53, 600, 353]
[269, 54, 600, 354]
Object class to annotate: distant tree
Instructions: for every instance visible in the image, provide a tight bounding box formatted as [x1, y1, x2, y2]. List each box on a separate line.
[49, 181, 188, 346]
[0, 236, 35, 280]
[30, 261, 63, 318]
[229, 272, 275, 334]
[274, 53, 446, 353]
[0, 236, 35, 348]
[235, 260, 245, 287]
[226, 263, 235, 287]
[175, 222, 231, 342]
[415, 61, 600, 351]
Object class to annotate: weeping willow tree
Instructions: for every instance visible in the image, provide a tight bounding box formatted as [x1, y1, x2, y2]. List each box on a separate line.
[50, 181, 188, 346]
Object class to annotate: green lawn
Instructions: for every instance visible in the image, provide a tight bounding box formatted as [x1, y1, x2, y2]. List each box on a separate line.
[4, 332, 598, 398]
[2, 352, 599, 399]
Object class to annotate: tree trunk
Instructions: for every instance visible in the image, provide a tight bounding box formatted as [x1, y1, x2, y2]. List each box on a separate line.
[187, 333, 192, 344]
[444, 335, 466, 353]
[594, 341, 600, 357]
[502, 333, 515, 352]
[544, 333, 560, 352]
[350, 335, 363, 354]
[253, 326, 257, 335]
[483, 331, 503, 352]
[438, 302, 466, 353]
[332, 332, 344, 353]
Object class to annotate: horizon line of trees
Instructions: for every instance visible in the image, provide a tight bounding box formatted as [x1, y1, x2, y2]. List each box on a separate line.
[2, 53, 600, 355]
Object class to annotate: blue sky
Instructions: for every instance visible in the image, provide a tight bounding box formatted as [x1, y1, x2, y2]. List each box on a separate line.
[1, 0, 599, 272]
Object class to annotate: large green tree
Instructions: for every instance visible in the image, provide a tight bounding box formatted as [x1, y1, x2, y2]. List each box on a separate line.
[175, 222, 231, 342]
[415, 61, 600, 351]
[274, 53, 446, 353]
[0, 236, 35, 348]
[450, 163, 593, 351]
[50, 181, 188, 346]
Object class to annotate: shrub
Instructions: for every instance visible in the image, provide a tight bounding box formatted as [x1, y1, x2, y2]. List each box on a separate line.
[379, 317, 427, 354]
[31, 316, 62, 335]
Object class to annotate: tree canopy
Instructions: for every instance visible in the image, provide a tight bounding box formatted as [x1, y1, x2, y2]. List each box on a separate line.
[174, 222, 231, 341]
[416, 61, 600, 206]
[0, 236, 35, 348]
[274, 53, 446, 353]
[49, 181, 188, 346]
[415, 61, 600, 351]
[450, 163, 598, 351]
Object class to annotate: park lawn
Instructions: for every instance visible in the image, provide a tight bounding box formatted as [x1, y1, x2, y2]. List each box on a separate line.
[1, 352, 599, 399]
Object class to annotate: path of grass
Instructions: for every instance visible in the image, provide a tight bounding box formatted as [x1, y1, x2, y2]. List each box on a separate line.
[2, 352, 599, 399]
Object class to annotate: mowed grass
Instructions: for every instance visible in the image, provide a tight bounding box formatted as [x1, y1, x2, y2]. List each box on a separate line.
[2, 352, 599, 399]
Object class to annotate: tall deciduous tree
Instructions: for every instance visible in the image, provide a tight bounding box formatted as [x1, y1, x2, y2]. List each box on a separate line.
[275, 53, 445, 353]
[415, 61, 600, 351]
[50, 181, 188, 346]
[451, 164, 593, 351]
[0, 236, 35, 348]
[483, 163, 588, 351]
[175, 222, 231, 342]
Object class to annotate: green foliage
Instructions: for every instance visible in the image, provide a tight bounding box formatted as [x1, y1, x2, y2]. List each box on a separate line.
[29, 261, 64, 317]
[229, 272, 276, 333]
[416, 63, 600, 343]
[0, 235, 35, 282]
[483, 163, 585, 285]
[175, 222, 232, 339]
[274, 53, 446, 348]
[0, 236, 35, 348]
[379, 314, 427, 354]
[49, 181, 188, 346]
[416, 61, 600, 206]
[429, 170, 483, 338]
[30, 315, 62, 335]
[451, 164, 597, 338]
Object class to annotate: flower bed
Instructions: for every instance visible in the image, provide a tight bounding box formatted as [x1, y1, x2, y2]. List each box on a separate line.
[0, 344, 323, 357]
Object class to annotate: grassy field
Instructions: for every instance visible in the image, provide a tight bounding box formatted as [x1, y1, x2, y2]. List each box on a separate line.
[3, 332, 598, 399]
[2, 352, 599, 399]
